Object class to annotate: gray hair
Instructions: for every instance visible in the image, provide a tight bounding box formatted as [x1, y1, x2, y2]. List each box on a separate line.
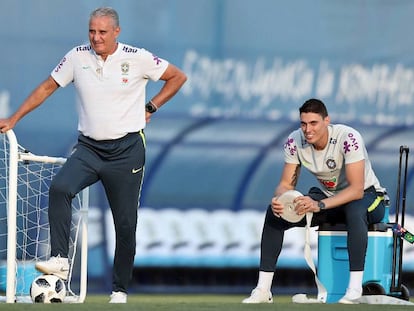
[90, 7, 119, 27]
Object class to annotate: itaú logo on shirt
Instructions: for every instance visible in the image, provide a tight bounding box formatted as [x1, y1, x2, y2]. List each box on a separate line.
[318, 177, 337, 189]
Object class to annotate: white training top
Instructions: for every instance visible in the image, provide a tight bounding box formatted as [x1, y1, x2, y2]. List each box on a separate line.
[51, 42, 169, 140]
[283, 124, 384, 197]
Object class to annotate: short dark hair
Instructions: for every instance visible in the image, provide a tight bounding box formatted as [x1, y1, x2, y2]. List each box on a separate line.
[299, 98, 328, 118]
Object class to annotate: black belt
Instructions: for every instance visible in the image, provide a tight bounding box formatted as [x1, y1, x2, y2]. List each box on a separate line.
[365, 185, 386, 196]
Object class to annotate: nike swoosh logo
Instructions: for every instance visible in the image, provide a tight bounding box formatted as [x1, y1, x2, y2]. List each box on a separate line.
[132, 168, 142, 174]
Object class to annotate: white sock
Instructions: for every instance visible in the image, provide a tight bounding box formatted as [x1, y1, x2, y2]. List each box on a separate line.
[257, 271, 274, 292]
[348, 271, 363, 293]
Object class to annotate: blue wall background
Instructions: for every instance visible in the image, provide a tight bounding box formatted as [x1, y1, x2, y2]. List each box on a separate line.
[1, 0, 413, 209]
[1, 0, 414, 289]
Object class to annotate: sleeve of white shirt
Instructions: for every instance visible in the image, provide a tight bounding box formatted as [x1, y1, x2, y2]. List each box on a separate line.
[140, 48, 169, 81]
[50, 49, 75, 88]
[340, 127, 366, 164]
[283, 131, 301, 165]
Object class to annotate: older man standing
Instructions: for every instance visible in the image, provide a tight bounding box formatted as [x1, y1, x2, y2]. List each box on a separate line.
[0, 7, 186, 303]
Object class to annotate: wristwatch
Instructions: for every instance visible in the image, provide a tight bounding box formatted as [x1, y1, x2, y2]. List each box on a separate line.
[145, 101, 158, 113]
[318, 200, 326, 210]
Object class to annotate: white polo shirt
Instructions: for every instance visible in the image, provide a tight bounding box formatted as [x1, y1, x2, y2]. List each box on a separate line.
[283, 124, 384, 196]
[51, 42, 169, 140]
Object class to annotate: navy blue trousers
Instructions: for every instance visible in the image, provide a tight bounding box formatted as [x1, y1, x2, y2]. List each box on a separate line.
[260, 186, 385, 272]
[48, 131, 145, 293]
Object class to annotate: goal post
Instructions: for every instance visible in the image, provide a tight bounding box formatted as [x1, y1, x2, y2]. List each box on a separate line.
[0, 130, 88, 303]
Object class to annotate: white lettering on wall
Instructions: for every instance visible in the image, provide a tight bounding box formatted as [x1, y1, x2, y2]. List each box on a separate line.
[182, 50, 414, 125]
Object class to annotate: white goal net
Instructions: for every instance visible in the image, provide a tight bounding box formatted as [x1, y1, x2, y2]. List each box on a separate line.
[0, 130, 88, 303]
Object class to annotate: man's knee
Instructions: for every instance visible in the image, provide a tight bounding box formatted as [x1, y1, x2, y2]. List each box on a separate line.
[50, 178, 71, 197]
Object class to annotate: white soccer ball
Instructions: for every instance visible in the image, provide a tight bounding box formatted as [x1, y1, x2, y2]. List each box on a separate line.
[30, 274, 66, 303]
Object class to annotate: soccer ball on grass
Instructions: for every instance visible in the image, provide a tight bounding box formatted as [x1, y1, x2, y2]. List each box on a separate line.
[30, 274, 66, 303]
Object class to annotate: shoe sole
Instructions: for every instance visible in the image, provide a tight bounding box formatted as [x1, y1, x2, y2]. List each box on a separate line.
[35, 264, 68, 280]
[242, 298, 273, 304]
[338, 298, 360, 304]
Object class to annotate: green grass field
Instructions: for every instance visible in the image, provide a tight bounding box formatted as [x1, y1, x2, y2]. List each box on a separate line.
[1, 294, 413, 311]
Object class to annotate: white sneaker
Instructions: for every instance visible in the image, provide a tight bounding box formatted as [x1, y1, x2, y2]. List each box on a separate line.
[109, 291, 127, 303]
[338, 287, 362, 304]
[242, 287, 273, 303]
[35, 256, 69, 280]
